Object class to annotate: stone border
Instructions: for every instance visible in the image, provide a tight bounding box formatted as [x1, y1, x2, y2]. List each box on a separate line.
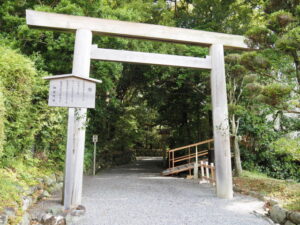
[0, 173, 63, 225]
[30, 205, 86, 225]
[234, 186, 300, 225]
[269, 205, 300, 225]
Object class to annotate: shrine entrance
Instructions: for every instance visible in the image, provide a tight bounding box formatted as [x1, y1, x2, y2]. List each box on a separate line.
[26, 9, 249, 209]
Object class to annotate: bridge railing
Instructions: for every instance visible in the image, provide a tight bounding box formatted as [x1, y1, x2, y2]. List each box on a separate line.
[167, 139, 214, 171]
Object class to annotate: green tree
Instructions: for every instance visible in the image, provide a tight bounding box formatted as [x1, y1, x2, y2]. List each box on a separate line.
[246, 2, 300, 87]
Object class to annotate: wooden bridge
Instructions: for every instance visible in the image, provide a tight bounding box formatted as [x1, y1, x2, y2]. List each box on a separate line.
[162, 139, 214, 176]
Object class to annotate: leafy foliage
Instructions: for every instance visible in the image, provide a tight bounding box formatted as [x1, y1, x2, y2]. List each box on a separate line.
[271, 137, 300, 161]
[0, 45, 67, 167]
[0, 46, 36, 158]
[0, 83, 5, 158]
[0, 0, 298, 187]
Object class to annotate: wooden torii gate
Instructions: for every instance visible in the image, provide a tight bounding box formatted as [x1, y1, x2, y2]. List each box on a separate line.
[26, 10, 248, 209]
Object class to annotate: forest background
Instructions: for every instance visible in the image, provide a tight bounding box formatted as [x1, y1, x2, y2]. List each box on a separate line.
[0, 0, 299, 212]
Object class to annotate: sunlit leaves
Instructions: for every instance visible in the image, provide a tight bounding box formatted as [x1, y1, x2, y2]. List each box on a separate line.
[271, 137, 300, 161]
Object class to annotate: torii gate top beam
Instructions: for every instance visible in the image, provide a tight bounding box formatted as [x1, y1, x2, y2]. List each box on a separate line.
[26, 10, 248, 50]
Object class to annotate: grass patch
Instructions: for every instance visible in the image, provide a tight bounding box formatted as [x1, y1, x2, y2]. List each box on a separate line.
[234, 170, 300, 212]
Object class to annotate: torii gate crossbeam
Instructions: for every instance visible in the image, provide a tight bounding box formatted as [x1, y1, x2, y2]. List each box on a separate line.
[26, 9, 248, 210]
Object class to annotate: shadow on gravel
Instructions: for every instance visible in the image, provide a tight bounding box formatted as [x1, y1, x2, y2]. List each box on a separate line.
[95, 156, 165, 176]
[78, 156, 271, 225]
[28, 157, 271, 225]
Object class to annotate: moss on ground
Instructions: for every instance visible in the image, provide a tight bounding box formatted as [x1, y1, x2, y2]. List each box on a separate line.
[234, 170, 300, 212]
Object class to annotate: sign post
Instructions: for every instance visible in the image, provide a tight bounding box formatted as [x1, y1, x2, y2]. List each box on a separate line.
[92, 135, 98, 176]
[44, 73, 101, 210]
[44, 74, 101, 108]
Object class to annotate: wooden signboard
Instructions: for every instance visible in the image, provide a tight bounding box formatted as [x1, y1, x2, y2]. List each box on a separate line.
[44, 74, 102, 108]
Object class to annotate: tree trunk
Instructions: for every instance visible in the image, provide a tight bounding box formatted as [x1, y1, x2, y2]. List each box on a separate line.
[231, 114, 242, 176]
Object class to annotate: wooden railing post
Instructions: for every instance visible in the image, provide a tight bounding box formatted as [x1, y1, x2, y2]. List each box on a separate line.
[205, 161, 209, 180]
[211, 162, 215, 185]
[172, 151, 174, 168]
[188, 147, 191, 175]
[200, 160, 204, 179]
[168, 150, 170, 168]
[194, 146, 199, 179]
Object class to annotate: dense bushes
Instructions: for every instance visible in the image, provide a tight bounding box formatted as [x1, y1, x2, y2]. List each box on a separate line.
[0, 45, 66, 167]
[0, 46, 36, 159]
[0, 44, 67, 218]
[239, 114, 300, 181]
[0, 83, 5, 158]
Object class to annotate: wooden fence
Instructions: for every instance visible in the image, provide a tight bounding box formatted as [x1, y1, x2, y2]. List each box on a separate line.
[167, 139, 214, 175]
[200, 161, 215, 185]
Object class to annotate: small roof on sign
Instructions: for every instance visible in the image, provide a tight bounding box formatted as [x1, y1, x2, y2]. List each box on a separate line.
[43, 74, 102, 83]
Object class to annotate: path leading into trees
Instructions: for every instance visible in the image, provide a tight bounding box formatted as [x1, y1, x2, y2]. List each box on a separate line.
[74, 157, 272, 225]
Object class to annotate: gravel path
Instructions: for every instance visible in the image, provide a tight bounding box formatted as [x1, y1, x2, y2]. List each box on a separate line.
[74, 157, 273, 225]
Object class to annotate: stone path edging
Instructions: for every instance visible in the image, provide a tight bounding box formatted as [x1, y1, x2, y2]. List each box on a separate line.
[233, 186, 300, 225]
[0, 174, 63, 225]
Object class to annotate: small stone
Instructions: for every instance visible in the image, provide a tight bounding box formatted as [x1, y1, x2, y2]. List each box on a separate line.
[57, 182, 63, 190]
[24, 186, 34, 196]
[43, 216, 56, 225]
[41, 213, 53, 223]
[253, 209, 268, 217]
[49, 183, 63, 193]
[0, 213, 8, 225]
[288, 212, 300, 224]
[55, 215, 66, 225]
[19, 212, 31, 225]
[270, 205, 287, 224]
[22, 196, 33, 211]
[46, 207, 63, 216]
[55, 174, 64, 183]
[41, 190, 51, 199]
[269, 199, 279, 206]
[284, 220, 296, 225]
[70, 205, 86, 217]
[36, 212, 46, 222]
[4, 207, 15, 217]
[30, 219, 42, 225]
[44, 175, 56, 186]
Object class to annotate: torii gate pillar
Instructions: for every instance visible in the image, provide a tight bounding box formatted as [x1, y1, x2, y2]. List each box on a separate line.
[210, 44, 233, 199]
[64, 29, 92, 209]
